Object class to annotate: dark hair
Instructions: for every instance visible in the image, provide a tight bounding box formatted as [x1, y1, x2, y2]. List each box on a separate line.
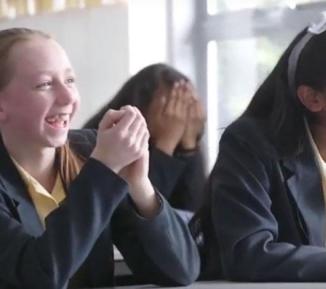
[190, 26, 326, 278]
[243, 27, 326, 156]
[83, 63, 189, 129]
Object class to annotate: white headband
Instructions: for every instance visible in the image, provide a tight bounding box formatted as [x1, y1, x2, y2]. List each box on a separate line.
[288, 13, 326, 98]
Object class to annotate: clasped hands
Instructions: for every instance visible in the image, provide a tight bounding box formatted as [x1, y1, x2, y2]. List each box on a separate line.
[147, 80, 206, 156]
[91, 105, 159, 218]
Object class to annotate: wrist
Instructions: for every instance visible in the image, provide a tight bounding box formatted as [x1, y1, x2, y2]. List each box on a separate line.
[128, 179, 160, 218]
[176, 148, 199, 158]
[154, 139, 178, 155]
[90, 150, 121, 174]
[127, 176, 152, 194]
[180, 139, 198, 150]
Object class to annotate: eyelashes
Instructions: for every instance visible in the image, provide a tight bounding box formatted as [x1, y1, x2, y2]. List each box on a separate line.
[35, 77, 76, 90]
[35, 81, 52, 90]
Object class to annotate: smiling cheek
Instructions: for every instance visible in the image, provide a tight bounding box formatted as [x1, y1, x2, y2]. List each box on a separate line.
[5, 97, 49, 132]
[19, 107, 47, 133]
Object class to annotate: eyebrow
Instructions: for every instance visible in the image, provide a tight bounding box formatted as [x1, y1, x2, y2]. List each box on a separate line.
[64, 68, 75, 74]
[31, 68, 75, 76]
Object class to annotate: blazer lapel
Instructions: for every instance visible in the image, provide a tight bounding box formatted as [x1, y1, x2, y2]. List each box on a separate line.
[0, 138, 44, 236]
[282, 138, 325, 246]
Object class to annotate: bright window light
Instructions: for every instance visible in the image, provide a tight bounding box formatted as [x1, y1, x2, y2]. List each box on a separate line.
[207, 0, 218, 15]
[207, 40, 218, 171]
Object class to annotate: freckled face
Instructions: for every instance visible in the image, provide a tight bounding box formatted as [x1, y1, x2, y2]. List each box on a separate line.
[0, 37, 80, 149]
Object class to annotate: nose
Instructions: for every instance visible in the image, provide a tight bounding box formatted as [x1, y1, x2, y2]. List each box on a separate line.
[56, 81, 79, 105]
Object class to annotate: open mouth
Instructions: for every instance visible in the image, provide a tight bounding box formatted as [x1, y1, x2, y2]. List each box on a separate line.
[45, 113, 70, 129]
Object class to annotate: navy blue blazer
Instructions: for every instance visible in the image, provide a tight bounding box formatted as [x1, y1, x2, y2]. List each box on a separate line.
[203, 116, 326, 281]
[0, 130, 199, 289]
[149, 148, 205, 212]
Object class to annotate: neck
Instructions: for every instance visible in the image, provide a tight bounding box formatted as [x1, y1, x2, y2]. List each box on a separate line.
[2, 137, 57, 191]
[309, 120, 326, 161]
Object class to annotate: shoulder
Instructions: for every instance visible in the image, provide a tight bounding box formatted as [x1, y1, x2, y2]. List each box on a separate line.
[68, 129, 97, 158]
[225, 116, 267, 140]
[221, 116, 278, 160]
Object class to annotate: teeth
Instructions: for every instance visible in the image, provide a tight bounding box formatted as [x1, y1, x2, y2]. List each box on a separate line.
[46, 114, 69, 121]
[46, 117, 57, 123]
[45, 114, 69, 127]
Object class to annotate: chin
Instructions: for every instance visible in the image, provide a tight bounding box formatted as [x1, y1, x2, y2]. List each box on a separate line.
[44, 134, 69, 148]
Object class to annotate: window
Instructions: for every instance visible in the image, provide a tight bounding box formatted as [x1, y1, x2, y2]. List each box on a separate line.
[195, 0, 326, 170]
[207, 0, 325, 14]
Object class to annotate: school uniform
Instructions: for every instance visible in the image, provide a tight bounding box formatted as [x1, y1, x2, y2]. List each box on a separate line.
[149, 147, 206, 212]
[204, 116, 326, 281]
[0, 129, 200, 289]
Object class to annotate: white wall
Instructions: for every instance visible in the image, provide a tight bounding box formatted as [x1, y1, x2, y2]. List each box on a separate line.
[128, 0, 167, 74]
[0, 4, 129, 128]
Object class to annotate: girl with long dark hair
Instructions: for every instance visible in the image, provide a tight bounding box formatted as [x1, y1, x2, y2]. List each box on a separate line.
[84, 63, 206, 212]
[193, 16, 326, 281]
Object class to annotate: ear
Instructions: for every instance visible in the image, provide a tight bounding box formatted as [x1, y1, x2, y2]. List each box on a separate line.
[297, 85, 326, 112]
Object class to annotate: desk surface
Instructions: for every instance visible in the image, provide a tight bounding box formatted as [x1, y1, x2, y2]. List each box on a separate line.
[83, 281, 326, 289]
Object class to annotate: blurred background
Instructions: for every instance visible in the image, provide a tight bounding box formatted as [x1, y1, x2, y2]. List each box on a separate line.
[1, 0, 326, 171]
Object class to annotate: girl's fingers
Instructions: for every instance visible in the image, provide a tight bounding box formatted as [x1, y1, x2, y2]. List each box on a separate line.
[189, 102, 197, 119]
[167, 81, 181, 114]
[187, 81, 197, 101]
[98, 109, 125, 131]
[164, 82, 179, 114]
[176, 82, 192, 117]
[120, 106, 149, 149]
[128, 113, 147, 141]
[115, 105, 138, 131]
[148, 88, 167, 116]
[196, 100, 206, 121]
[124, 121, 149, 160]
[138, 125, 150, 154]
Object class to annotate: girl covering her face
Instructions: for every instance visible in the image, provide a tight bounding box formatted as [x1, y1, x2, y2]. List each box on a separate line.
[84, 63, 206, 212]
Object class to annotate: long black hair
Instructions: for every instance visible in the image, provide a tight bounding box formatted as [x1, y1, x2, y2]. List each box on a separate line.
[83, 63, 189, 129]
[244, 26, 326, 156]
[190, 25, 326, 278]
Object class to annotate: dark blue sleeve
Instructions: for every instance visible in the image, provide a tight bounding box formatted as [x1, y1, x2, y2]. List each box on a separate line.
[149, 147, 206, 211]
[170, 151, 206, 211]
[148, 147, 186, 199]
[112, 193, 200, 286]
[211, 128, 326, 281]
[0, 158, 127, 289]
